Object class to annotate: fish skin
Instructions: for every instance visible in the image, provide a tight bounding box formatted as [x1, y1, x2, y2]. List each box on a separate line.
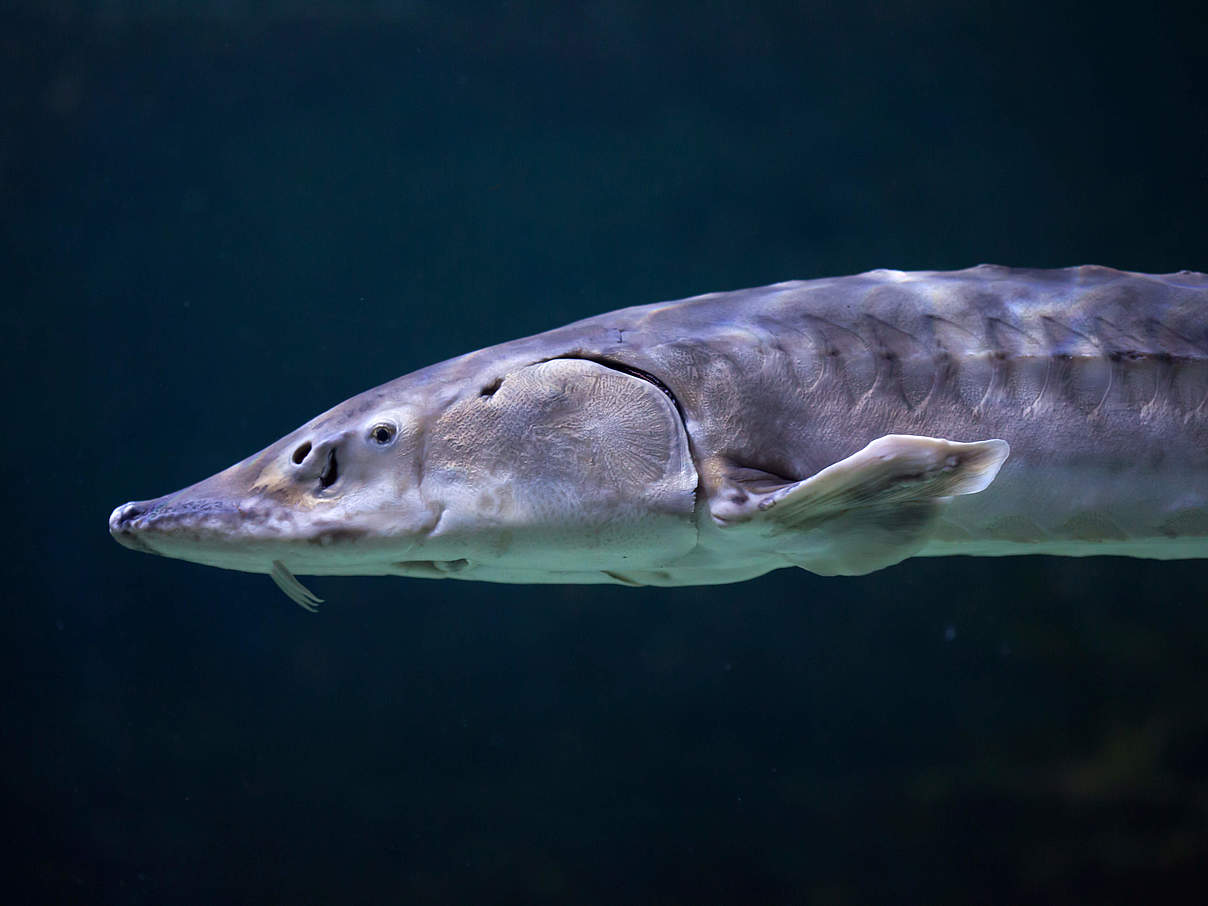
[110, 265, 1208, 590]
[410, 264, 1208, 554]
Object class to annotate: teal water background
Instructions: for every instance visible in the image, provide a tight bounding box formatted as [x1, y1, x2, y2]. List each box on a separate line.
[5, 2, 1208, 902]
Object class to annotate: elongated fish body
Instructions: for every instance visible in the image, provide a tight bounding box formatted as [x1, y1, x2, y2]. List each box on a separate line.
[110, 266, 1208, 597]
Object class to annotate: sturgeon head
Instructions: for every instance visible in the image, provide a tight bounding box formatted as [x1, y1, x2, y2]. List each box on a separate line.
[110, 355, 700, 603]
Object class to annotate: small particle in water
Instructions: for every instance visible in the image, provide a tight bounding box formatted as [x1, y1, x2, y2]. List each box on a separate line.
[943, 624, 956, 641]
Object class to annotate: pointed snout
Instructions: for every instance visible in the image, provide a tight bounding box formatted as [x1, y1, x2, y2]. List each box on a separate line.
[107, 430, 356, 573]
[109, 500, 160, 553]
[108, 482, 249, 557]
[108, 408, 422, 575]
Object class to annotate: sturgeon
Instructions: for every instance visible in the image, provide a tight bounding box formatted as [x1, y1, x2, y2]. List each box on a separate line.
[109, 265, 1208, 606]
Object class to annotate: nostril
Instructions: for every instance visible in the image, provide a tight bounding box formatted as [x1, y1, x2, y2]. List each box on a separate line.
[291, 441, 312, 465]
[318, 448, 339, 489]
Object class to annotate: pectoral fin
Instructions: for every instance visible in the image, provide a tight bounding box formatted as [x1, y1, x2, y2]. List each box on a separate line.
[713, 434, 1009, 575]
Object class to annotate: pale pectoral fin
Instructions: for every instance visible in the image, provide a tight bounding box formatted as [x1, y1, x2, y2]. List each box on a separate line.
[752, 434, 1009, 528]
[713, 434, 1009, 575]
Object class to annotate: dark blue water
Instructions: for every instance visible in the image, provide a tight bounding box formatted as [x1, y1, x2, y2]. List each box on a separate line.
[6, 2, 1207, 902]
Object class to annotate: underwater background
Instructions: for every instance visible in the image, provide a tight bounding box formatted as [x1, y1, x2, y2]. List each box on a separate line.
[5, 1, 1207, 902]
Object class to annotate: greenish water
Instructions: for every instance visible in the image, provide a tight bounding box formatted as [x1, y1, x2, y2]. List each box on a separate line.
[6, 2, 1207, 903]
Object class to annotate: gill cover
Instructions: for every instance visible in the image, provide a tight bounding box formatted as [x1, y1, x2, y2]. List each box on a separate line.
[417, 358, 699, 571]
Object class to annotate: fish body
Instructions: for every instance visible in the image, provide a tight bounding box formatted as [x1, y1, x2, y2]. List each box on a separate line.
[110, 265, 1208, 597]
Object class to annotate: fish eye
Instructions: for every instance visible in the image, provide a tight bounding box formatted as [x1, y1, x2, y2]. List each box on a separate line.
[369, 423, 396, 445]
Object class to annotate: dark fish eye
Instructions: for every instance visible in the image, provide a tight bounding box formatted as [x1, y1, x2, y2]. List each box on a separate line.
[370, 423, 396, 445]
